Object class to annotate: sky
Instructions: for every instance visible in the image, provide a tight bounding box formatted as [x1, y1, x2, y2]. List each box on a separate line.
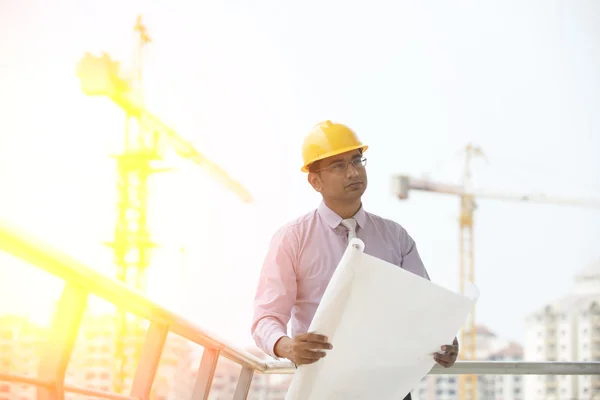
[1, 0, 599, 351]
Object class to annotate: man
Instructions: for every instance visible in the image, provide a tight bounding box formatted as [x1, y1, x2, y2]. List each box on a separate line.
[251, 121, 458, 398]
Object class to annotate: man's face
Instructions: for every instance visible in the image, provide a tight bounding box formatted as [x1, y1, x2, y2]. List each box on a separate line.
[308, 150, 368, 202]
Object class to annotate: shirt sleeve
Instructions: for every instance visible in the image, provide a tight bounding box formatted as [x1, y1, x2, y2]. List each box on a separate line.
[399, 228, 431, 281]
[251, 226, 298, 358]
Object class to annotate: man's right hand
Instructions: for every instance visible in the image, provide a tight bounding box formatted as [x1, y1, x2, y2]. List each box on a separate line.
[274, 332, 333, 366]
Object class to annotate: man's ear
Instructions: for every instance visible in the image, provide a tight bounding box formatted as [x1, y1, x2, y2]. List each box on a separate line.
[307, 172, 323, 192]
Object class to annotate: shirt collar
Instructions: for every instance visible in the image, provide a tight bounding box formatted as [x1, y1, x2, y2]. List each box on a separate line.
[317, 201, 367, 229]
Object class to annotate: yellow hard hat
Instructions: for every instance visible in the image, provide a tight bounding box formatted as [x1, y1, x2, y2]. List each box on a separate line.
[301, 120, 368, 172]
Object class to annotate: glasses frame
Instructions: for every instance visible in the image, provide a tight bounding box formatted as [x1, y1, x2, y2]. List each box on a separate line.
[314, 157, 367, 174]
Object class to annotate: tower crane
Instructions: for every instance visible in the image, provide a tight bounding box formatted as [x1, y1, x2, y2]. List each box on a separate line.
[392, 144, 600, 400]
[76, 15, 253, 394]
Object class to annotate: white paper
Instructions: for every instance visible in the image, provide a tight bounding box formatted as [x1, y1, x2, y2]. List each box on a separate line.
[285, 238, 479, 400]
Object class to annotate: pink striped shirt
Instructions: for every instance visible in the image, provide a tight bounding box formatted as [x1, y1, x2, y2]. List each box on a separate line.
[251, 201, 431, 358]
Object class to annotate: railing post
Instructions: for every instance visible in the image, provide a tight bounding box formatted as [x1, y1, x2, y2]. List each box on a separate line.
[130, 322, 169, 400]
[37, 284, 88, 400]
[232, 367, 254, 400]
[191, 348, 220, 400]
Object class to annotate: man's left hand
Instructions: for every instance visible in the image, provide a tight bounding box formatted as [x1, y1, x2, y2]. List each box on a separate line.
[434, 337, 459, 368]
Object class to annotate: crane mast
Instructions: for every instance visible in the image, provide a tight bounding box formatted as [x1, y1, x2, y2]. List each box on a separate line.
[457, 144, 483, 400]
[76, 15, 252, 394]
[110, 16, 154, 393]
[392, 144, 600, 400]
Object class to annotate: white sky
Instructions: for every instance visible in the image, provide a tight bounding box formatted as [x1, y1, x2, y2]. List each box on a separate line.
[1, 0, 599, 350]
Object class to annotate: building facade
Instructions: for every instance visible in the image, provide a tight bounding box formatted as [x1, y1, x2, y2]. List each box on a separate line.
[524, 260, 600, 400]
[412, 325, 524, 400]
[0, 313, 193, 400]
[0, 315, 44, 400]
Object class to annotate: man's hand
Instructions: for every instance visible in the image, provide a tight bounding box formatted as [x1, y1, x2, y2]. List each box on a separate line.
[274, 332, 333, 366]
[434, 337, 459, 368]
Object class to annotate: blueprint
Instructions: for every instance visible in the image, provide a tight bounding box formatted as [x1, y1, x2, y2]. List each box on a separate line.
[285, 238, 479, 400]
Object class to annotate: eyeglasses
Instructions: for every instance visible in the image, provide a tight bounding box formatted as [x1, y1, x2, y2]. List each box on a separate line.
[316, 157, 367, 174]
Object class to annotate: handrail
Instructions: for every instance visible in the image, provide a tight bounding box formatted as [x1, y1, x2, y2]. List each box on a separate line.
[0, 373, 137, 400]
[1, 219, 599, 400]
[0, 220, 267, 371]
[263, 360, 600, 375]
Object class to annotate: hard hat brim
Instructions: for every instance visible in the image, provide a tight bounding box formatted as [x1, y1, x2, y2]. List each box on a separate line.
[301, 144, 368, 172]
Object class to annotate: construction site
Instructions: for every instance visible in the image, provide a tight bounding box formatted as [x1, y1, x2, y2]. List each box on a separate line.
[1, 3, 600, 400]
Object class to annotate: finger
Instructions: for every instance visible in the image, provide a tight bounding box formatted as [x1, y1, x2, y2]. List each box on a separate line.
[296, 357, 321, 365]
[441, 345, 458, 354]
[295, 332, 311, 341]
[434, 354, 452, 367]
[305, 332, 330, 344]
[299, 348, 327, 359]
[434, 353, 453, 364]
[299, 349, 327, 359]
[436, 359, 451, 368]
[305, 341, 333, 350]
[295, 353, 325, 366]
[444, 349, 458, 357]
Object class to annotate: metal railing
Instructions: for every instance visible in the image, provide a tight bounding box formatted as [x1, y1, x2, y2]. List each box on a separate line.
[0, 220, 599, 400]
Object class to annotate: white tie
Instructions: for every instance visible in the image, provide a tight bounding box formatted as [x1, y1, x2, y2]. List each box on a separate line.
[341, 218, 357, 241]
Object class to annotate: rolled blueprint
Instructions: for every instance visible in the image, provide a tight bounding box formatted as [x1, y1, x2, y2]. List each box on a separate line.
[285, 238, 479, 400]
